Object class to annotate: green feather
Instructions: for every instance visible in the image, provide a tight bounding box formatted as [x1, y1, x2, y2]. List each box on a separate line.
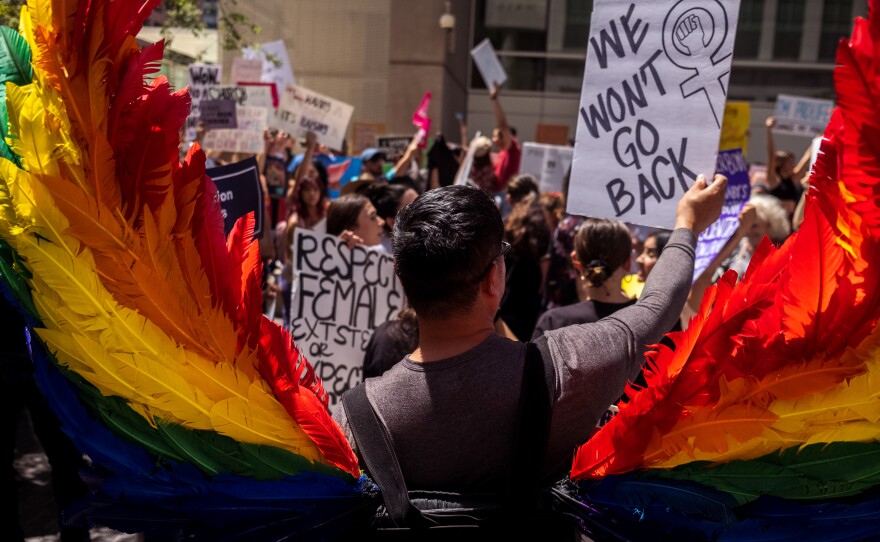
[650, 441, 880, 505]
[54, 355, 351, 480]
[0, 26, 32, 167]
[0, 26, 33, 86]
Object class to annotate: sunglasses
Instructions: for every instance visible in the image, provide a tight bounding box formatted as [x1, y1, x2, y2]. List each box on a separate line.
[474, 241, 511, 282]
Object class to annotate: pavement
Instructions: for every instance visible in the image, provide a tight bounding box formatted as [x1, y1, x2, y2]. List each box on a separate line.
[15, 409, 141, 542]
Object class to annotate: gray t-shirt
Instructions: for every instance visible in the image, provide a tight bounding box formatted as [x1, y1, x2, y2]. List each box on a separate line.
[333, 228, 696, 491]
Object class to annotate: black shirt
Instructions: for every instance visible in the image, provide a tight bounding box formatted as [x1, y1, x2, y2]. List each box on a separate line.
[531, 299, 637, 340]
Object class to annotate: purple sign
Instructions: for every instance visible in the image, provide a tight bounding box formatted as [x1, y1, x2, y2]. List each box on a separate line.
[693, 149, 750, 281]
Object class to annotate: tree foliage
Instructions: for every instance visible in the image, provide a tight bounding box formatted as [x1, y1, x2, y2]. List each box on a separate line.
[0, 0, 26, 29]
[161, 0, 260, 51]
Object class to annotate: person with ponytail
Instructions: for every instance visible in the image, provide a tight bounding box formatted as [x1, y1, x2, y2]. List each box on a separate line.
[531, 218, 635, 339]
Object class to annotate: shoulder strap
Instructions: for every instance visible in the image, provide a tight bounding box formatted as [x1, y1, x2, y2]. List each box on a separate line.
[342, 383, 429, 528]
[507, 341, 553, 506]
[343, 341, 555, 527]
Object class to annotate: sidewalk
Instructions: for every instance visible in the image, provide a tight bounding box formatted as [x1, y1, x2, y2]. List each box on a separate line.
[15, 410, 140, 542]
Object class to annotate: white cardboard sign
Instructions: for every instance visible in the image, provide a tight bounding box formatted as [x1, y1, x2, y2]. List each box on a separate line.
[202, 85, 274, 110]
[231, 57, 263, 84]
[568, 1, 740, 228]
[291, 229, 404, 405]
[186, 63, 222, 140]
[276, 85, 355, 151]
[773, 94, 834, 137]
[470, 38, 508, 88]
[236, 106, 269, 133]
[244, 40, 297, 90]
[520, 142, 575, 194]
[202, 129, 265, 154]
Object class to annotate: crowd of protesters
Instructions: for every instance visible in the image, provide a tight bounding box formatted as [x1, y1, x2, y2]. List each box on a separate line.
[186, 83, 807, 382]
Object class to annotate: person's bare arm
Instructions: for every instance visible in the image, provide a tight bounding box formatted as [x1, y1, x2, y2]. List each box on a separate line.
[765, 117, 779, 189]
[392, 133, 422, 178]
[490, 83, 512, 149]
[288, 132, 317, 202]
[684, 203, 757, 322]
[792, 144, 813, 185]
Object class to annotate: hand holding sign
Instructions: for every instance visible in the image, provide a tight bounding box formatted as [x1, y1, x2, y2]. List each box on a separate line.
[675, 173, 727, 234]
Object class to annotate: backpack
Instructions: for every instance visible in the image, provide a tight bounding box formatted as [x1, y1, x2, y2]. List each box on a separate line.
[342, 342, 577, 540]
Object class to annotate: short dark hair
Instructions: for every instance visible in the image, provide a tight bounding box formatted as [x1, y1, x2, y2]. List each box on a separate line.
[393, 185, 504, 320]
[650, 231, 673, 256]
[326, 194, 369, 235]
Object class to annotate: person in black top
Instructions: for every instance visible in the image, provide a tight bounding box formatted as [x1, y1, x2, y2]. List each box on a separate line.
[765, 116, 811, 217]
[531, 218, 635, 339]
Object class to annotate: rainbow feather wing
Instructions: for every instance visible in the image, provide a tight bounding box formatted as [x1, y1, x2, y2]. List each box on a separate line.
[0, 0, 362, 535]
[571, 2, 880, 539]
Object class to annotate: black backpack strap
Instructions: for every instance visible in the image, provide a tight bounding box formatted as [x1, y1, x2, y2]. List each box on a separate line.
[507, 341, 554, 506]
[342, 383, 429, 528]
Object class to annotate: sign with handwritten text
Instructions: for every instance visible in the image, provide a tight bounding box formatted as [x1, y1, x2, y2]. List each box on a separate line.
[693, 148, 750, 281]
[568, 0, 741, 228]
[186, 63, 222, 140]
[291, 230, 404, 404]
[772, 94, 834, 137]
[276, 85, 355, 151]
[520, 142, 574, 194]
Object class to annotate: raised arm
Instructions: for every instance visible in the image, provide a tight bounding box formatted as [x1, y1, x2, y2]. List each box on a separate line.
[490, 83, 512, 149]
[792, 144, 813, 185]
[765, 117, 779, 189]
[287, 131, 316, 202]
[539, 174, 727, 471]
[683, 203, 757, 323]
[391, 132, 422, 179]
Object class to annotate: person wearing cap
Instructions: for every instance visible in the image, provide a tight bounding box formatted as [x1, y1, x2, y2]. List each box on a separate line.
[359, 132, 422, 184]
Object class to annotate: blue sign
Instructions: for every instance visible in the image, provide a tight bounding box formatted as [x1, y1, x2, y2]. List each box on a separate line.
[693, 148, 750, 281]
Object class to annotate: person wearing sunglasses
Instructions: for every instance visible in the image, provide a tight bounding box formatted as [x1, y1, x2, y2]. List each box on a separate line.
[334, 178, 726, 532]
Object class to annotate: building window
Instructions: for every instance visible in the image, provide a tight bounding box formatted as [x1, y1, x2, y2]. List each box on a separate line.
[734, 0, 762, 59]
[475, 0, 548, 53]
[562, 0, 592, 51]
[818, 0, 854, 61]
[774, 0, 806, 60]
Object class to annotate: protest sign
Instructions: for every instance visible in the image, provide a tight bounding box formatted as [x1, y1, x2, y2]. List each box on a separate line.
[535, 123, 570, 145]
[239, 82, 280, 108]
[203, 85, 274, 110]
[235, 105, 269, 133]
[719, 102, 750, 155]
[276, 85, 355, 151]
[291, 229, 404, 404]
[199, 99, 238, 130]
[244, 40, 297, 92]
[231, 57, 263, 84]
[520, 142, 574, 194]
[186, 63, 222, 140]
[568, 1, 741, 229]
[202, 129, 265, 155]
[470, 38, 508, 88]
[693, 149, 750, 281]
[376, 135, 411, 160]
[206, 156, 264, 238]
[772, 94, 834, 137]
[352, 122, 385, 154]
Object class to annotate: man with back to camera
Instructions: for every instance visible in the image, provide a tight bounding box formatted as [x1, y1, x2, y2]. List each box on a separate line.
[332, 174, 726, 522]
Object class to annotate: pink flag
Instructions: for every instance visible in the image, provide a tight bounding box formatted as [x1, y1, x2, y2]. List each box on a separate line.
[412, 92, 432, 149]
